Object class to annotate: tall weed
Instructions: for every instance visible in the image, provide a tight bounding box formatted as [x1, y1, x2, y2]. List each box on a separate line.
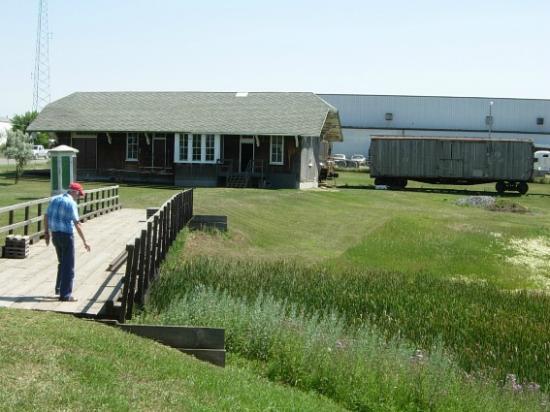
[147, 252, 550, 391]
[137, 286, 548, 411]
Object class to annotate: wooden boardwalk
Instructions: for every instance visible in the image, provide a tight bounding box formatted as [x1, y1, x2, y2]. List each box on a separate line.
[0, 209, 145, 317]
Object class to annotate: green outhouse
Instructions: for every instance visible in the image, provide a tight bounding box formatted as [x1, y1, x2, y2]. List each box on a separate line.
[49, 145, 78, 195]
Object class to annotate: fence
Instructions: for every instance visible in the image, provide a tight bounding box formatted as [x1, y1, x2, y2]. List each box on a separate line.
[118, 189, 193, 322]
[0, 186, 121, 244]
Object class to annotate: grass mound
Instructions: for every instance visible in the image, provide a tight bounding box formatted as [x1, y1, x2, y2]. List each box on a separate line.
[488, 199, 529, 213]
[0, 308, 342, 411]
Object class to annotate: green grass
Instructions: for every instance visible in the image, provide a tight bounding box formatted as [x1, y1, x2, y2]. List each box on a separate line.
[187, 172, 550, 291]
[136, 244, 550, 410]
[144, 253, 550, 392]
[137, 286, 549, 411]
[3, 167, 550, 409]
[0, 308, 343, 411]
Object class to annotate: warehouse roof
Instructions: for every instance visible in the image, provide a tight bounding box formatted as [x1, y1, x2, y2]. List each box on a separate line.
[28, 92, 343, 140]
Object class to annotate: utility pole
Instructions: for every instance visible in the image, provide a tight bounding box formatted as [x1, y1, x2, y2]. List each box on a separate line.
[487, 101, 494, 139]
[32, 0, 51, 112]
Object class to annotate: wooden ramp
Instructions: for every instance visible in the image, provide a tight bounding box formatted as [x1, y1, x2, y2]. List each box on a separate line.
[0, 208, 145, 317]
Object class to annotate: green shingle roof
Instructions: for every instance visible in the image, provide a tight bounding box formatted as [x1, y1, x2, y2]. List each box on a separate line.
[28, 92, 340, 138]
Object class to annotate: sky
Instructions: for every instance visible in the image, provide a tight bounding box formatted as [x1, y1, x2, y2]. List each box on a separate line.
[2, 0, 550, 116]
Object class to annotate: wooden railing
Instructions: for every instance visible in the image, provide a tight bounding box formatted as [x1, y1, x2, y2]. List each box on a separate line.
[118, 189, 193, 322]
[0, 186, 121, 244]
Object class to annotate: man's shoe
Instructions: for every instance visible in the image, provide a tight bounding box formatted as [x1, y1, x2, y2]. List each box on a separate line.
[59, 296, 78, 302]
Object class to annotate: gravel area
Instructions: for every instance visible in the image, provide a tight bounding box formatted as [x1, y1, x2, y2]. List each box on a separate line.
[455, 196, 496, 208]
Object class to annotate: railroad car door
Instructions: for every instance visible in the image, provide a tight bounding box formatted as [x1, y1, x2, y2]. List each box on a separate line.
[437, 140, 464, 177]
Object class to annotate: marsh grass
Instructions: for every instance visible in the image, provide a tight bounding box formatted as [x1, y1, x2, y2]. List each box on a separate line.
[147, 247, 550, 393]
[138, 282, 549, 411]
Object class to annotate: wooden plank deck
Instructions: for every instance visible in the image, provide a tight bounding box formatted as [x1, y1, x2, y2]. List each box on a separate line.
[0, 208, 145, 317]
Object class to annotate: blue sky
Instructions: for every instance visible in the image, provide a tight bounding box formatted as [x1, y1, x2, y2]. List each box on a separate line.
[2, 0, 549, 116]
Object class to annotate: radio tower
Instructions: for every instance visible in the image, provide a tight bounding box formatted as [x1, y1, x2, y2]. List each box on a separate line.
[32, 0, 51, 112]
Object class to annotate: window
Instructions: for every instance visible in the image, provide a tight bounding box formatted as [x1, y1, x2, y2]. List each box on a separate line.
[126, 133, 139, 161]
[192, 134, 202, 161]
[175, 133, 220, 164]
[179, 134, 189, 161]
[270, 136, 284, 165]
[205, 134, 215, 161]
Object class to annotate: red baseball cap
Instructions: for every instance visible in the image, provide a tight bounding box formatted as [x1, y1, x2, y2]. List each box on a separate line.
[68, 182, 85, 196]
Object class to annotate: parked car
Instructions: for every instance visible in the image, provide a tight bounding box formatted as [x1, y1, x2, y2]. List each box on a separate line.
[330, 153, 347, 167]
[32, 145, 49, 159]
[350, 154, 367, 167]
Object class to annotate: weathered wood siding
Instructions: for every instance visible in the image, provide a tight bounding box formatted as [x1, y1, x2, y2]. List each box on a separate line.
[370, 137, 534, 181]
[299, 136, 320, 187]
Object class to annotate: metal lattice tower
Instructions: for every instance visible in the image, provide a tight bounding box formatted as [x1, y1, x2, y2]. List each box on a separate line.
[32, 0, 51, 112]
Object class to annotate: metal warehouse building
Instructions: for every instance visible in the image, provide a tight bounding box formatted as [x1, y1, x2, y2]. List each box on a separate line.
[319, 94, 550, 157]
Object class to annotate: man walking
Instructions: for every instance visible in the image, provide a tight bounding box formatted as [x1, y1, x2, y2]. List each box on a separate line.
[44, 182, 91, 302]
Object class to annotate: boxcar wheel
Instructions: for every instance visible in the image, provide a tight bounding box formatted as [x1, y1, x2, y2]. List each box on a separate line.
[495, 181, 506, 194]
[518, 182, 529, 195]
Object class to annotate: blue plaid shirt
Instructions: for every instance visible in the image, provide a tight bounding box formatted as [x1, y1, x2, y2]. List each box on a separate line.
[46, 193, 80, 234]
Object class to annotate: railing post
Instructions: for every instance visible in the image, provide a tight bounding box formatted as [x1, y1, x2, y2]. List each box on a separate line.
[23, 206, 30, 236]
[170, 200, 175, 242]
[101, 188, 105, 212]
[150, 215, 159, 281]
[119, 244, 135, 323]
[163, 206, 168, 258]
[83, 192, 88, 216]
[37, 203, 43, 234]
[125, 237, 141, 320]
[143, 220, 153, 296]
[190, 189, 194, 221]
[8, 210, 14, 235]
[158, 209, 165, 261]
[166, 202, 171, 245]
[135, 230, 147, 306]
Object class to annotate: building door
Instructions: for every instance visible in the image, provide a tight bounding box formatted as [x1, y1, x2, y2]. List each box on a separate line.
[71, 135, 97, 169]
[153, 137, 166, 168]
[240, 137, 255, 172]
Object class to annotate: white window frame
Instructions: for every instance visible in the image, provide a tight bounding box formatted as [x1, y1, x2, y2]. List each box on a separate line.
[270, 135, 284, 165]
[126, 133, 139, 161]
[177, 133, 189, 162]
[174, 133, 220, 164]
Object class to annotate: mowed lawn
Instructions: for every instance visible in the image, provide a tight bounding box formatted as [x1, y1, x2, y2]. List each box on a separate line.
[2, 165, 550, 290]
[188, 172, 550, 291]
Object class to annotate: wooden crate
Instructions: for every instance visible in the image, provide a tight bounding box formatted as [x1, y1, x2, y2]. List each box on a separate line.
[3, 235, 30, 259]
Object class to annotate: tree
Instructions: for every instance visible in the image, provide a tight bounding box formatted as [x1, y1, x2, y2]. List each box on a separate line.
[11, 111, 51, 147]
[11, 111, 38, 133]
[4, 130, 34, 183]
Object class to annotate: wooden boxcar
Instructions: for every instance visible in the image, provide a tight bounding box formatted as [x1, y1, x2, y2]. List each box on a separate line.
[369, 137, 534, 194]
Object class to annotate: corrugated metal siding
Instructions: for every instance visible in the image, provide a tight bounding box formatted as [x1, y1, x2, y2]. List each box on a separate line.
[319, 94, 550, 134]
[370, 138, 533, 181]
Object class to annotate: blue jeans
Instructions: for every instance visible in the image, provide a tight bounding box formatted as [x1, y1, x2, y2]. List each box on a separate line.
[52, 232, 75, 299]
